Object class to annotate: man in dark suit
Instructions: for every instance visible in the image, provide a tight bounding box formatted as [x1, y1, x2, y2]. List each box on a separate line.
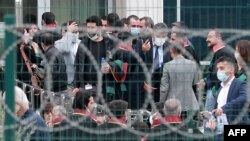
[201, 57, 249, 141]
[212, 56, 249, 125]
[136, 23, 171, 106]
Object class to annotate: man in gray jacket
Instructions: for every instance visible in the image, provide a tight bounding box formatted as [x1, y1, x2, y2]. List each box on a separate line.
[160, 41, 200, 118]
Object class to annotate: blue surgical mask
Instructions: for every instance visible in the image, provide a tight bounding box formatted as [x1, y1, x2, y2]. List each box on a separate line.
[217, 71, 229, 82]
[130, 27, 140, 36]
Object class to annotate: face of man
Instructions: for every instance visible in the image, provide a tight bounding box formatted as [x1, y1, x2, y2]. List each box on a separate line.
[206, 31, 219, 48]
[170, 32, 177, 42]
[140, 19, 146, 30]
[216, 61, 234, 81]
[101, 19, 107, 27]
[154, 30, 168, 46]
[87, 22, 98, 33]
[129, 18, 140, 28]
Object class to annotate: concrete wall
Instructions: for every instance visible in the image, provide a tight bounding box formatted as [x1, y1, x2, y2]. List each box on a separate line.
[112, 0, 163, 23]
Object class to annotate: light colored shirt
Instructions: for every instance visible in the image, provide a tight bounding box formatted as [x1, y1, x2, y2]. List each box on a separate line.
[153, 45, 164, 68]
[217, 76, 235, 125]
[55, 32, 81, 84]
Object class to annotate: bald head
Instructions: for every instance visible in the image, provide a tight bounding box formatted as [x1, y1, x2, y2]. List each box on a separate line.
[163, 98, 182, 116]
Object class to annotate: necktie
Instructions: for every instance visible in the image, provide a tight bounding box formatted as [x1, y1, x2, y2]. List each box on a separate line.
[154, 46, 159, 70]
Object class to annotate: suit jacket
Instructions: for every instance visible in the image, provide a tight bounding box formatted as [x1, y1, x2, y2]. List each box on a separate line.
[215, 78, 249, 124]
[136, 38, 171, 102]
[160, 55, 200, 111]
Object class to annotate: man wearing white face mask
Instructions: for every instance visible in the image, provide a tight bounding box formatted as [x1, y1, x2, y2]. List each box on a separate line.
[55, 20, 81, 86]
[206, 57, 249, 138]
[140, 23, 172, 103]
[73, 16, 114, 97]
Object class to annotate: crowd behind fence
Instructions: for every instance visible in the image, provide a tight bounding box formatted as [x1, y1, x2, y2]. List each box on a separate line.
[0, 8, 250, 141]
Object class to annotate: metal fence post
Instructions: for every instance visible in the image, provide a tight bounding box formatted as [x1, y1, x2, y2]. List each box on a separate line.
[4, 14, 16, 141]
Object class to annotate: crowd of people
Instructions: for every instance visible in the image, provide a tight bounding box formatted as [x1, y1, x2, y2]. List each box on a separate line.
[0, 11, 250, 140]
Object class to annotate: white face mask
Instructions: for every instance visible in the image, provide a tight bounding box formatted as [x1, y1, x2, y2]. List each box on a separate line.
[130, 27, 140, 36]
[88, 33, 99, 41]
[72, 33, 79, 43]
[217, 71, 229, 82]
[154, 37, 167, 46]
[234, 51, 240, 59]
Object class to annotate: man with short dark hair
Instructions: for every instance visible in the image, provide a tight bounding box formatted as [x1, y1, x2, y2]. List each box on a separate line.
[33, 12, 61, 54]
[137, 23, 171, 104]
[200, 29, 235, 111]
[73, 15, 114, 99]
[212, 56, 249, 125]
[127, 15, 141, 37]
[41, 12, 56, 27]
[39, 32, 68, 106]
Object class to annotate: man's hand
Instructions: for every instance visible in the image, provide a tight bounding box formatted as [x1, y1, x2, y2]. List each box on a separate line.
[142, 39, 151, 52]
[212, 108, 223, 116]
[198, 79, 206, 90]
[67, 22, 78, 33]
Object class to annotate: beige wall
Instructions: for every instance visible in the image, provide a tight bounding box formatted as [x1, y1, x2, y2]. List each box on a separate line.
[111, 0, 163, 23]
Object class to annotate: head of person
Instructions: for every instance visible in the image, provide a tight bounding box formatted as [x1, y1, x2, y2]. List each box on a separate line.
[170, 21, 187, 44]
[86, 15, 103, 41]
[215, 56, 236, 83]
[101, 15, 108, 28]
[73, 90, 96, 113]
[127, 15, 140, 36]
[41, 102, 53, 127]
[206, 29, 223, 49]
[41, 12, 56, 27]
[120, 17, 128, 28]
[16, 27, 30, 45]
[40, 32, 54, 51]
[153, 23, 168, 47]
[52, 105, 66, 122]
[235, 40, 250, 68]
[28, 24, 39, 37]
[131, 121, 149, 133]
[113, 19, 128, 36]
[107, 12, 120, 27]
[169, 41, 184, 58]
[117, 31, 133, 45]
[24, 14, 38, 37]
[163, 98, 182, 117]
[95, 105, 108, 125]
[140, 16, 154, 30]
[108, 100, 128, 119]
[3, 86, 30, 117]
